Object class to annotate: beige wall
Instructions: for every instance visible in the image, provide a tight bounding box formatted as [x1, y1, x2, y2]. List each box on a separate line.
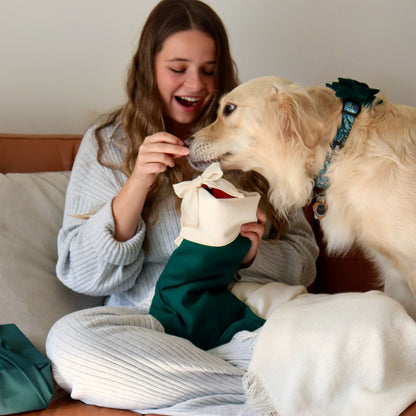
[0, 0, 414, 134]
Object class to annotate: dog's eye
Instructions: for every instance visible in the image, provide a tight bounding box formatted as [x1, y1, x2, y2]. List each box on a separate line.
[223, 103, 236, 116]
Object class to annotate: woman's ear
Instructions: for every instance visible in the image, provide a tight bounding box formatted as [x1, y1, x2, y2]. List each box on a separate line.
[268, 86, 324, 149]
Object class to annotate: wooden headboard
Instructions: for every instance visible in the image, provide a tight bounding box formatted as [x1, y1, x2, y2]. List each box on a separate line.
[0, 134, 82, 173]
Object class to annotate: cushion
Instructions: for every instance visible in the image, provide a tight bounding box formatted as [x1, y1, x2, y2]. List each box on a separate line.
[0, 323, 54, 413]
[0, 171, 104, 355]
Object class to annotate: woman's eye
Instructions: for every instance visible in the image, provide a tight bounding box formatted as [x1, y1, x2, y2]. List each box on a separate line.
[223, 103, 236, 116]
[170, 68, 185, 74]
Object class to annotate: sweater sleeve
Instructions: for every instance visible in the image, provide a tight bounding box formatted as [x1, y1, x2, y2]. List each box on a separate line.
[237, 208, 319, 288]
[56, 127, 146, 296]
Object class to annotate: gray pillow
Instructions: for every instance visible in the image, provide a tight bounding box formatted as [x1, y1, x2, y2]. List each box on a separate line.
[0, 171, 104, 354]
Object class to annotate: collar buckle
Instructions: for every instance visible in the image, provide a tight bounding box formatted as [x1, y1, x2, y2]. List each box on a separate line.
[313, 100, 361, 219]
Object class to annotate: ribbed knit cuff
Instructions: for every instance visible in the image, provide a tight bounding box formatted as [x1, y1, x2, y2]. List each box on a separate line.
[82, 200, 146, 266]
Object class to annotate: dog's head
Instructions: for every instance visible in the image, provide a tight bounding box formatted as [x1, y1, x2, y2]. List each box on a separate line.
[188, 76, 339, 212]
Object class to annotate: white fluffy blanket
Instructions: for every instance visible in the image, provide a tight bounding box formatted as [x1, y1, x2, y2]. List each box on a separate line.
[242, 290, 416, 416]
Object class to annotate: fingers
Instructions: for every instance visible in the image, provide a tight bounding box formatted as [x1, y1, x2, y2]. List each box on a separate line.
[240, 207, 267, 267]
[241, 208, 266, 237]
[143, 133, 190, 159]
[132, 133, 190, 188]
[140, 134, 189, 169]
[256, 207, 267, 225]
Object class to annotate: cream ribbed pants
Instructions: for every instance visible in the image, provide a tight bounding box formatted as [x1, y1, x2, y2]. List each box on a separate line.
[46, 306, 258, 416]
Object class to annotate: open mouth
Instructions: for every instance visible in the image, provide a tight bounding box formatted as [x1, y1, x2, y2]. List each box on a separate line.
[175, 96, 200, 108]
[189, 158, 219, 171]
[188, 152, 233, 171]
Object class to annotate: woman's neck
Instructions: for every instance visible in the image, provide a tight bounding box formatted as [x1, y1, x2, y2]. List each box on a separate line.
[163, 116, 193, 141]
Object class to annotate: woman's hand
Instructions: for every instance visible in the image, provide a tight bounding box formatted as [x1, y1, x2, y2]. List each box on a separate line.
[112, 132, 189, 242]
[240, 207, 267, 267]
[131, 132, 190, 189]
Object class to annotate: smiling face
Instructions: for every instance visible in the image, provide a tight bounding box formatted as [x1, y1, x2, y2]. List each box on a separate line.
[155, 29, 217, 132]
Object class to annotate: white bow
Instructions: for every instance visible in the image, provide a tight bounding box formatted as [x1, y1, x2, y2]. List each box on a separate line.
[173, 162, 225, 228]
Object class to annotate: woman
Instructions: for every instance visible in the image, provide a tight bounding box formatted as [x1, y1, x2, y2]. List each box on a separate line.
[46, 1, 318, 415]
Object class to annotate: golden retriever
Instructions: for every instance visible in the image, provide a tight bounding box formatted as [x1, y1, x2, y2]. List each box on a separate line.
[188, 76, 416, 319]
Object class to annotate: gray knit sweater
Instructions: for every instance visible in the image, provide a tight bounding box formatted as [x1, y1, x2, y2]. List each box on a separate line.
[56, 125, 319, 311]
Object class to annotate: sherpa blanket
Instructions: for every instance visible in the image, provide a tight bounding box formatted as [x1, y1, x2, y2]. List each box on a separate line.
[243, 290, 416, 416]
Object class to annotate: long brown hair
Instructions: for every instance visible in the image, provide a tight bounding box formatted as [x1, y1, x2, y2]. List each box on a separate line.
[93, 0, 283, 236]
[94, 0, 239, 221]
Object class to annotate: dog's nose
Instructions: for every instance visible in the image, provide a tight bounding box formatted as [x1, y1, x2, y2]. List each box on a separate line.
[184, 136, 194, 148]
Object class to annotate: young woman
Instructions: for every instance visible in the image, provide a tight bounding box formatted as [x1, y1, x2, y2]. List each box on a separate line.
[46, 1, 318, 415]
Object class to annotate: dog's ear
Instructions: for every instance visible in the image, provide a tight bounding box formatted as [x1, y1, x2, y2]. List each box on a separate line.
[269, 86, 324, 149]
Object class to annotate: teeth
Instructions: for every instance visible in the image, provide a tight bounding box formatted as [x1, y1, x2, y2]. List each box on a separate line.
[179, 96, 199, 102]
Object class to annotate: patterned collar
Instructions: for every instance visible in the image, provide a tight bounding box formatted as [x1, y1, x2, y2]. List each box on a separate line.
[312, 78, 380, 219]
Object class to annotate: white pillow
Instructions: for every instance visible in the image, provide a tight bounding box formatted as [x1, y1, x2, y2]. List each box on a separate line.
[0, 171, 104, 354]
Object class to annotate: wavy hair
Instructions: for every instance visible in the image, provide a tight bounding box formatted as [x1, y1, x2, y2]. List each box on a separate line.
[93, 0, 283, 235]
[94, 0, 238, 219]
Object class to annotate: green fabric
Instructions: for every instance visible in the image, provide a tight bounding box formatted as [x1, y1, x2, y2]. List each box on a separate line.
[0, 324, 54, 415]
[150, 235, 265, 350]
[326, 78, 380, 107]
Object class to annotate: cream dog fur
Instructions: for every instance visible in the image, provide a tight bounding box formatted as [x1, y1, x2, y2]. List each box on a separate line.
[188, 76, 416, 319]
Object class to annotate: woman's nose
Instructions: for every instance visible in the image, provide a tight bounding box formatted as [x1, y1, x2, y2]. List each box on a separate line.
[184, 71, 203, 90]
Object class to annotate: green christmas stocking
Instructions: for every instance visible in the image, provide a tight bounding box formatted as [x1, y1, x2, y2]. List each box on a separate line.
[150, 163, 265, 350]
